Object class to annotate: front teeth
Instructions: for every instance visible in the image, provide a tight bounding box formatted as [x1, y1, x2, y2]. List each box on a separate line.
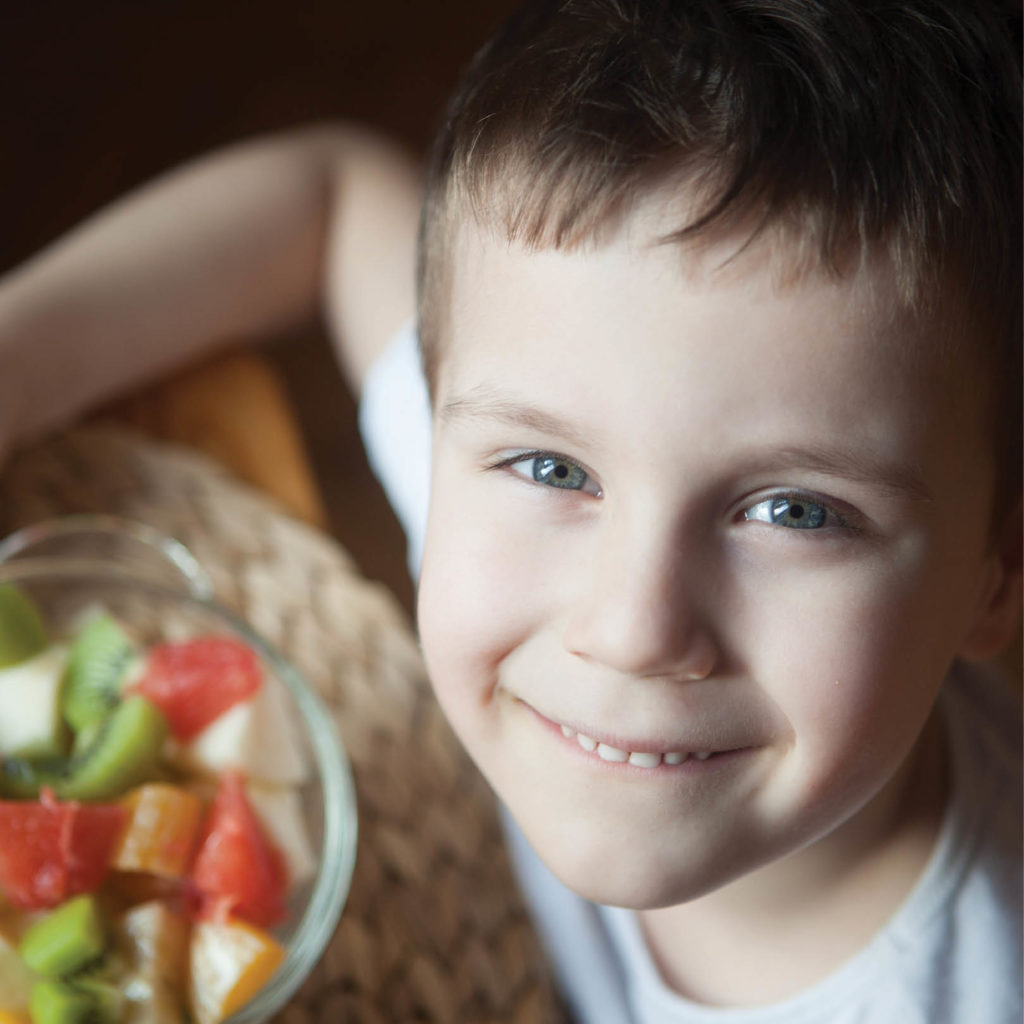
[561, 727, 709, 767]
[627, 751, 662, 768]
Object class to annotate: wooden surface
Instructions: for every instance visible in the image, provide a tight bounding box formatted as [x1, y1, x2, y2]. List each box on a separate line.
[91, 330, 417, 617]
[95, 348, 328, 528]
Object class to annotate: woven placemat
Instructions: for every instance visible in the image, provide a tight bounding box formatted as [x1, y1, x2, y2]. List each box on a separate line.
[0, 426, 568, 1024]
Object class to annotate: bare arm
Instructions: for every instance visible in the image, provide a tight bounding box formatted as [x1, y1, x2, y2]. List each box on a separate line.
[0, 123, 421, 458]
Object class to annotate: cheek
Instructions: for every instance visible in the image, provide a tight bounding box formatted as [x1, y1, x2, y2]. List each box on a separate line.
[743, 535, 968, 692]
[733, 547, 956, 787]
[416, 472, 550, 723]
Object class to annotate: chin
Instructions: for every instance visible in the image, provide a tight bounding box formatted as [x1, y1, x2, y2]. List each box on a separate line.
[517, 812, 740, 910]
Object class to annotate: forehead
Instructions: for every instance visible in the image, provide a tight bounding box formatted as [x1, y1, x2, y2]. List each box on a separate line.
[442, 199, 953, 389]
[425, 174, 991, 427]
[438, 205, 992, 494]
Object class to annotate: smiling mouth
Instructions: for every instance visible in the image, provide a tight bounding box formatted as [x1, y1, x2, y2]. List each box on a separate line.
[557, 723, 717, 768]
[511, 696, 751, 769]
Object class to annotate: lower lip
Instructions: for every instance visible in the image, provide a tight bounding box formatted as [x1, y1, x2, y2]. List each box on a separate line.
[519, 701, 753, 775]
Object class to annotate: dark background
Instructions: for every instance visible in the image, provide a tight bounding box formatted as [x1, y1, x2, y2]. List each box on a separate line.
[2, 2, 523, 611]
[2, 2, 519, 266]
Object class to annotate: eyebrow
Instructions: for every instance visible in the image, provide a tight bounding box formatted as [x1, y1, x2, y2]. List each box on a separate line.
[751, 445, 932, 502]
[440, 388, 593, 451]
[441, 389, 932, 502]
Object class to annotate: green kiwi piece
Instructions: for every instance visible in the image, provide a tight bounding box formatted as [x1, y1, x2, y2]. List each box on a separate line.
[56, 695, 168, 802]
[69, 977, 122, 1022]
[70, 719, 103, 759]
[29, 980, 98, 1024]
[28, 977, 121, 1024]
[0, 754, 66, 799]
[62, 614, 136, 733]
[20, 894, 106, 977]
[0, 583, 48, 669]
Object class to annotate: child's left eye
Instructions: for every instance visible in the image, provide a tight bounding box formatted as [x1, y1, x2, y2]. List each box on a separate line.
[503, 453, 602, 496]
[744, 495, 841, 530]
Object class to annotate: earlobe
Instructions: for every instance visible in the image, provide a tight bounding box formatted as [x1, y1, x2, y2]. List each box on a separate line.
[958, 501, 1024, 662]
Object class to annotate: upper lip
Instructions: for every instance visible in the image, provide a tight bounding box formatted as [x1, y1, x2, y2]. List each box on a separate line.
[516, 698, 753, 754]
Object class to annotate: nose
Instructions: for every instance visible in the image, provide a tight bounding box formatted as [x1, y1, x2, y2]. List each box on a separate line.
[562, 513, 719, 681]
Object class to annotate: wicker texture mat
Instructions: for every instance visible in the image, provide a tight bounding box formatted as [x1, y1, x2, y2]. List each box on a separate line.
[0, 427, 568, 1024]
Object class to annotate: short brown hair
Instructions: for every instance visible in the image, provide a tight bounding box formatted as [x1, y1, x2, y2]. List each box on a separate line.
[419, 0, 1021, 502]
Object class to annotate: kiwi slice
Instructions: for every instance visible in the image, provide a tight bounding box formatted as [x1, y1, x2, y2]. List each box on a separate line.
[0, 584, 48, 669]
[29, 977, 120, 1024]
[20, 894, 106, 976]
[0, 754, 66, 799]
[68, 977, 122, 1022]
[62, 614, 136, 733]
[70, 719, 103, 758]
[56, 695, 168, 802]
[29, 980, 99, 1024]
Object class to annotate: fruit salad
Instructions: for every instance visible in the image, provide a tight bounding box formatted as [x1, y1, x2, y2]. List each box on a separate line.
[0, 583, 316, 1024]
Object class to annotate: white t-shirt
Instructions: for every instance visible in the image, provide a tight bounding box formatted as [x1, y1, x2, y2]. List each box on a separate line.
[358, 322, 1024, 1024]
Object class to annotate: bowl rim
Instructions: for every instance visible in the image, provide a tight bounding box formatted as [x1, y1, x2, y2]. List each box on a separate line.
[0, 558, 358, 1020]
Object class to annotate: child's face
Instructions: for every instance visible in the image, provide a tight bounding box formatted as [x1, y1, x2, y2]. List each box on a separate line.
[417, 198, 1008, 909]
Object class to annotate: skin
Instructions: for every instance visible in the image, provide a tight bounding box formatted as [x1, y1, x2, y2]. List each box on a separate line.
[417, 197, 1021, 1004]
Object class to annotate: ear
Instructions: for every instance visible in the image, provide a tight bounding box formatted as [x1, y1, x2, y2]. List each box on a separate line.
[959, 500, 1023, 662]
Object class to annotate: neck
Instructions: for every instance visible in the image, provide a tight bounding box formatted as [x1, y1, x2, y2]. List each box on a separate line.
[638, 712, 949, 1008]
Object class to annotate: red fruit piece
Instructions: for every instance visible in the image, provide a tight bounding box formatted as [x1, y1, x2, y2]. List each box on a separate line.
[0, 789, 126, 909]
[190, 771, 287, 928]
[135, 636, 262, 741]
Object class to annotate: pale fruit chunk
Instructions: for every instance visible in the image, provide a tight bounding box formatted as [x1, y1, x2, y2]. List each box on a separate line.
[174, 677, 307, 784]
[118, 900, 188, 985]
[115, 901, 188, 1024]
[121, 983, 182, 1024]
[188, 918, 285, 1024]
[0, 646, 69, 758]
[246, 783, 317, 888]
[0, 929, 34, 1015]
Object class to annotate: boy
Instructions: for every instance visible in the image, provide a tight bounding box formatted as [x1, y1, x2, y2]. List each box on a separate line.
[0, 1, 1020, 1019]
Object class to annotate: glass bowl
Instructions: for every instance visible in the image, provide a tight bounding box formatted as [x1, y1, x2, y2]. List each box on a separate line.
[0, 516, 357, 1022]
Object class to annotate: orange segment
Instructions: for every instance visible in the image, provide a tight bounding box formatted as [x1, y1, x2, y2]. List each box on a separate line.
[188, 917, 285, 1024]
[113, 783, 203, 878]
[0, 1011, 30, 1024]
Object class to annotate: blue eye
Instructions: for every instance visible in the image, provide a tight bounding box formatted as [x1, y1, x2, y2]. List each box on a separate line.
[744, 495, 831, 530]
[533, 456, 587, 489]
[506, 454, 602, 496]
